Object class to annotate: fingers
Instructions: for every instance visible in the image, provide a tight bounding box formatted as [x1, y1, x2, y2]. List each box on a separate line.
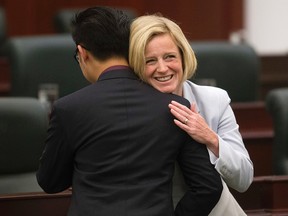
[169, 101, 190, 124]
[174, 118, 190, 131]
[170, 107, 188, 124]
[169, 102, 191, 119]
[170, 100, 199, 114]
[170, 100, 191, 112]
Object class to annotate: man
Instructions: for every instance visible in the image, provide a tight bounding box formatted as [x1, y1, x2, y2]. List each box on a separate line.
[36, 6, 222, 216]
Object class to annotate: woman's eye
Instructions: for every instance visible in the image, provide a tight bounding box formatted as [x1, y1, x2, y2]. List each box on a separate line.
[165, 55, 175, 60]
[146, 59, 155, 64]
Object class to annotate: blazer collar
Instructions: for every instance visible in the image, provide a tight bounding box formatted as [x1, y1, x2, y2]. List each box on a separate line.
[183, 81, 201, 113]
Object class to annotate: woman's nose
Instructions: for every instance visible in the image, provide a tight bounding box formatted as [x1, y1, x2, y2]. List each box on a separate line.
[157, 60, 168, 72]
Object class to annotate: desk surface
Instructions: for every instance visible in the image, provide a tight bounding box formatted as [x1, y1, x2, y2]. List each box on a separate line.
[0, 190, 71, 216]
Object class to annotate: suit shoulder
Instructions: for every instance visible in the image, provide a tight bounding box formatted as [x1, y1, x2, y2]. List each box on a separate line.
[140, 81, 191, 107]
[54, 84, 93, 108]
[168, 93, 190, 107]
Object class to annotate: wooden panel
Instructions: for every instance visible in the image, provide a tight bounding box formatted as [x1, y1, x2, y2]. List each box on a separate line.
[0, 190, 71, 216]
[231, 103, 288, 214]
[232, 102, 273, 132]
[260, 55, 288, 100]
[144, 0, 229, 40]
[232, 102, 274, 176]
[1, 176, 288, 216]
[232, 175, 288, 215]
[244, 136, 273, 176]
[1, 0, 243, 40]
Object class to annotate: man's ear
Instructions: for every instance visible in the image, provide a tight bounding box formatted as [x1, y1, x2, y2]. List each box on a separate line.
[77, 45, 89, 63]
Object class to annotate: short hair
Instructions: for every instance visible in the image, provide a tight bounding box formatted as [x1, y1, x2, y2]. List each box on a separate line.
[129, 14, 197, 83]
[72, 6, 131, 61]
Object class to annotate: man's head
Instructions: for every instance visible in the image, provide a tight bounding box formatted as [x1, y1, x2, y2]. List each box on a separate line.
[72, 6, 131, 61]
[71, 6, 131, 82]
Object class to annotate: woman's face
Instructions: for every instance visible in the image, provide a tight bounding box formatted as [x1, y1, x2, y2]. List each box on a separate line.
[144, 33, 183, 95]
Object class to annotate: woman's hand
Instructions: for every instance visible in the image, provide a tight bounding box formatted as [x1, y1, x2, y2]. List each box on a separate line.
[169, 100, 219, 157]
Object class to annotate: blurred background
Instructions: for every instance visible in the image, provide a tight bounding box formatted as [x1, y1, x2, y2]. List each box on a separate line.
[0, 0, 287, 100]
[0, 0, 288, 215]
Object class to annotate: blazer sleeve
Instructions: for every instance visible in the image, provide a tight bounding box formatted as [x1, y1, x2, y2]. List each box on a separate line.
[209, 92, 254, 192]
[36, 103, 74, 193]
[175, 138, 223, 216]
[186, 81, 254, 193]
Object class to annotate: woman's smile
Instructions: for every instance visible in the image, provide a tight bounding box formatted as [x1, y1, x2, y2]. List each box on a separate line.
[144, 33, 183, 94]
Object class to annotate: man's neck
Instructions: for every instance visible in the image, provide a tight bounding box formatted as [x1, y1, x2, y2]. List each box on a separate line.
[98, 58, 129, 73]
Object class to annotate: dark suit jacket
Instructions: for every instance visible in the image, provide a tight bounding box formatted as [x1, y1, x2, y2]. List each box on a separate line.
[37, 67, 222, 216]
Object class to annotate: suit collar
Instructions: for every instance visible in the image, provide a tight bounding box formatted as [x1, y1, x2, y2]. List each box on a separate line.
[98, 67, 139, 81]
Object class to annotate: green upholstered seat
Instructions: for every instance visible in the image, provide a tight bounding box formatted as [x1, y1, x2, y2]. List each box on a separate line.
[0, 97, 48, 194]
[5, 34, 89, 98]
[190, 41, 260, 102]
[266, 88, 288, 175]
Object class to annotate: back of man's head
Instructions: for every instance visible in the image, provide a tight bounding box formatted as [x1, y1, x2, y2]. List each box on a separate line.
[72, 6, 131, 61]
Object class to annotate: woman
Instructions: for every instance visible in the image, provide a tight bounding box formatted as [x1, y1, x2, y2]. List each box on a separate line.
[129, 14, 253, 215]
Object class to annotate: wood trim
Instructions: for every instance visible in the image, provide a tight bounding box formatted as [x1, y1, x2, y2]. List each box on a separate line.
[0, 190, 71, 216]
[2, 0, 243, 40]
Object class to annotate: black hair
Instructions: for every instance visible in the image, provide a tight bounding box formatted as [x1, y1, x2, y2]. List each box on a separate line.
[72, 6, 131, 61]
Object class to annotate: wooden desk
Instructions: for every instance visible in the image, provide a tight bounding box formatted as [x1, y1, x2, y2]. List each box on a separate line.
[0, 190, 71, 216]
[1, 176, 287, 216]
[232, 102, 273, 133]
[232, 102, 274, 176]
[260, 55, 288, 100]
[232, 175, 288, 216]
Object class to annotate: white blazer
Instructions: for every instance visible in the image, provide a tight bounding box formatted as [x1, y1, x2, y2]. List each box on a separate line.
[183, 80, 254, 192]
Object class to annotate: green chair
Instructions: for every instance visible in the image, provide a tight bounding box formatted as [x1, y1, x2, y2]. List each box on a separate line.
[0, 97, 48, 194]
[5, 34, 89, 98]
[266, 88, 288, 175]
[53, 7, 138, 33]
[0, 7, 7, 55]
[190, 41, 260, 102]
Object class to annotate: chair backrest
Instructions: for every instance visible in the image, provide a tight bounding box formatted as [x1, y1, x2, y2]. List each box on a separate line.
[0, 97, 48, 194]
[266, 88, 288, 175]
[53, 7, 138, 33]
[190, 41, 260, 102]
[5, 34, 89, 98]
[0, 7, 7, 55]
